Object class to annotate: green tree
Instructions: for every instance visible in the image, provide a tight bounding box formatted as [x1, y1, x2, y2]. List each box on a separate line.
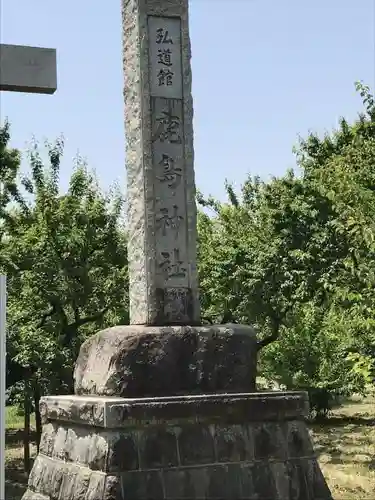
[294, 81, 375, 383]
[1, 127, 129, 456]
[198, 170, 347, 348]
[197, 83, 375, 415]
[0, 121, 29, 259]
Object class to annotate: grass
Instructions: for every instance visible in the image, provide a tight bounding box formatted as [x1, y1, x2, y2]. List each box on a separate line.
[5, 405, 35, 430]
[5, 397, 375, 499]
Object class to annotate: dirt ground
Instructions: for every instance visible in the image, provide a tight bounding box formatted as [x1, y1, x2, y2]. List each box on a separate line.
[310, 396, 375, 500]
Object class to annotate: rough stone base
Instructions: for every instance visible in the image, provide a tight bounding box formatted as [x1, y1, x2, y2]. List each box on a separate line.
[22, 392, 332, 499]
[73, 324, 258, 398]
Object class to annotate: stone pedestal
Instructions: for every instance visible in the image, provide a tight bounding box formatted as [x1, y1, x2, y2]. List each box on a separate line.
[22, 392, 332, 499]
[73, 325, 258, 398]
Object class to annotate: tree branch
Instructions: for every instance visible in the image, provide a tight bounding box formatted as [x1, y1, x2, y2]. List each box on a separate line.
[256, 323, 280, 350]
[44, 296, 68, 328]
[71, 306, 110, 329]
[201, 316, 213, 325]
[256, 305, 292, 351]
[221, 310, 237, 324]
[37, 305, 56, 329]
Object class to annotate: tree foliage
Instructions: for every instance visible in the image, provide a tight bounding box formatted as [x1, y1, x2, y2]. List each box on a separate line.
[198, 82, 375, 415]
[1, 131, 129, 406]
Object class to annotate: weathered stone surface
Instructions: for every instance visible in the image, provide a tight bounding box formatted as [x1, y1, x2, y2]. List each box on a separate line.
[253, 422, 287, 460]
[215, 424, 252, 462]
[139, 426, 178, 468]
[39, 393, 107, 427]
[122, 470, 165, 499]
[22, 392, 332, 499]
[21, 491, 50, 500]
[103, 475, 122, 500]
[39, 422, 109, 470]
[40, 392, 310, 428]
[25, 455, 107, 499]
[206, 464, 242, 498]
[123, 0, 199, 325]
[286, 419, 314, 458]
[178, 424, 215, 465]
[107, 432, 139, 472]
[74, 324, 258, 397]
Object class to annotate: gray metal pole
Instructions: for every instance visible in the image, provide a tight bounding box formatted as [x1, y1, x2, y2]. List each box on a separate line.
[0, 275, 6, 500]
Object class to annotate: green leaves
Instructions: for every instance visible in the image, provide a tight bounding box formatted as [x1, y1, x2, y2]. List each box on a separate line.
[2, 124, 129, 397]
[197, 83, 375, 414]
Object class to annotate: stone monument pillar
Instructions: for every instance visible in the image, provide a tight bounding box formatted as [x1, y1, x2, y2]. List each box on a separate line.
[22, 1, 333, 499]
[124, 0, 199, 327]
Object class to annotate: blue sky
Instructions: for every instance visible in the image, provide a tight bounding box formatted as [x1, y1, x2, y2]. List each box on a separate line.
[1, 0, 374, 201]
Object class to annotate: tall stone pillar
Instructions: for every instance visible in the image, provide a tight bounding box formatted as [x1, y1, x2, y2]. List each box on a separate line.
[123, 0, 200, 326]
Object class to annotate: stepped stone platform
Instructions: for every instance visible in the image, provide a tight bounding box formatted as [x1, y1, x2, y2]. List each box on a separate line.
[22, 391, 332, 500]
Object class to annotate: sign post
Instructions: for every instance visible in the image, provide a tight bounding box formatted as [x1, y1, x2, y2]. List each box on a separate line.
[0, 275, 6, 500]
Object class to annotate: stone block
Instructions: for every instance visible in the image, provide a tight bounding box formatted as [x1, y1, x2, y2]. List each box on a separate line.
[103, 475, 122, 500]
[59, 466, 91, 499]
[286, 420, 314, 458]
[166, 467, 211, 499]
[240, 463, 274, 499]
[163, 469, 186, 498]
[73, 324, 257, 398]
[288, 461, 310, 499]
[107, 431, 139, 472]
[253, 422, 287, 460]
[86, 473, 106, 500]
[26, 456, 107, 499]
[39, 395, 106, 427]
[39, 422, 55, 456]
[207, 464, 243, 499]
[39, 392, 310, 429]
[271, 461, 291, 499]
[214, 423, 251, 462]
[27, 455, 59, 495]
[39, 422, 109, 470]
[139, 427, 178, 468]
[21, 492, 50, 500]
[178, 424, 215, 465]
[121, 471, 164, 499]
[70, 430, 108, 470]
